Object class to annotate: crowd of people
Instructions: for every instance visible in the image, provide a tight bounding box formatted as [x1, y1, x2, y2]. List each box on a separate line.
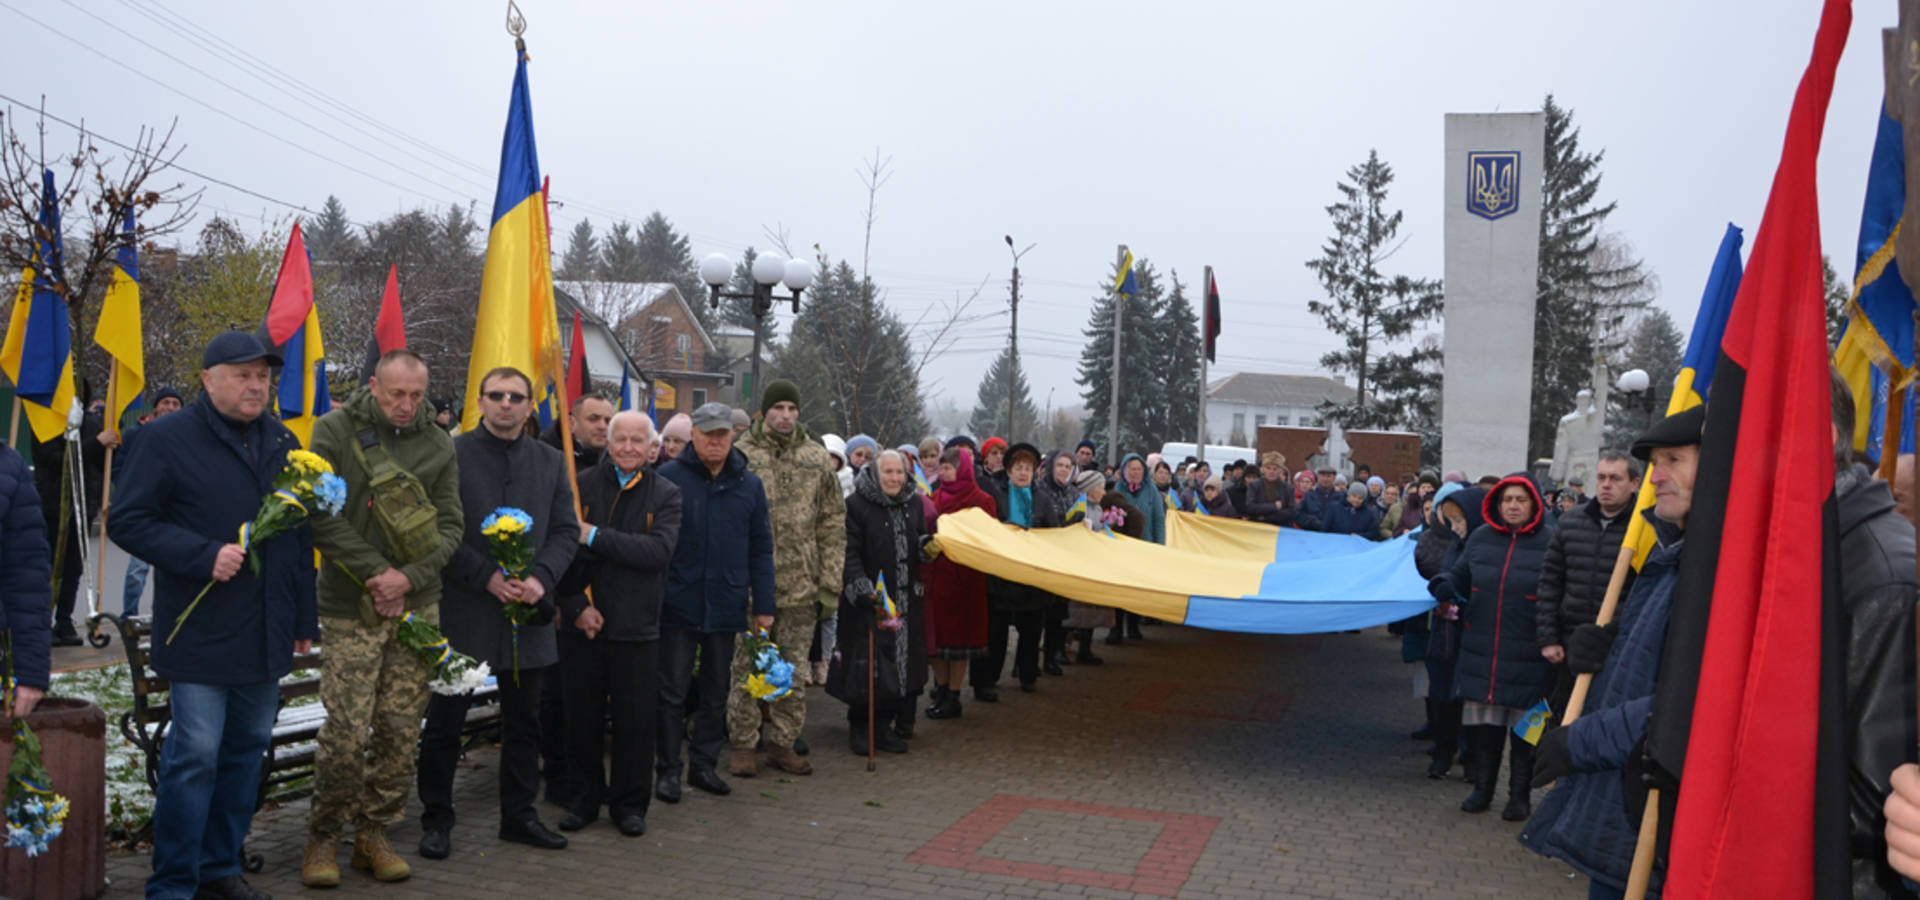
[4, 331, 1920, 900]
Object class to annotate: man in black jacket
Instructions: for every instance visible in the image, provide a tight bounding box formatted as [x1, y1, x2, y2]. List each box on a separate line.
[416, 366, 579, 859]
[1240, 452, 1296, 526]
[556, 411, 681, 839]
[1535, 449, 1639, 718]
[536, 391, 612, 797]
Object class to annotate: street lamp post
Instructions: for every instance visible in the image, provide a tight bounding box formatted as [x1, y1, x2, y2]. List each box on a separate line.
[1616, 368, 1658, 430]
[699, 251, 812, 406]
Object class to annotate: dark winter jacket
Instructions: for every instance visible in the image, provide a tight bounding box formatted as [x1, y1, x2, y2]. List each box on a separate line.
[110, 397, 319, 685]
[1240, 476, 1296, 526]
[1830, 463, 1920, 899]
[1321, 497, 1384, 540]
[657, 443, 775, 633]
[1414, 520, 1459, 580]
[1295, 486, 1342, 531]
[1521, 510, 1682, 896]
[1199, 489, 1237, 518]
[1224, 477, 1250, 521]
[0, 443, 51, 689]
[557, 460, 683, 643]
[1111, 453, 1166, 544]
[1536, 496, 1635, 648]
[1428, 475, 1551, 709]
[308, 388, 465, 621]
[440, 427, 580, 671]
[540, 421, 604, 476]
[32, 409, 107, 530]
[1033, 454, 1077, 529]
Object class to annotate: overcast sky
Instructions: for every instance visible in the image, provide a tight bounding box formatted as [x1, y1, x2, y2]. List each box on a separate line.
[0, 0, 1898, 415]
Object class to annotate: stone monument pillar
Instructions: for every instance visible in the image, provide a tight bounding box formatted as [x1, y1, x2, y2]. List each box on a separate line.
[1441, 112, 1546, 480]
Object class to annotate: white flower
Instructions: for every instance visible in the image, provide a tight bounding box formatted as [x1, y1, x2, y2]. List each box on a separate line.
[431, 659, 493, 696]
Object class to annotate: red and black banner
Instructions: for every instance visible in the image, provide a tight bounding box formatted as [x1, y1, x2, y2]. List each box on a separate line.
[360, 264, 407, 381]
[1641, 1, 1850, 896]
[564, 308, 590, 405]
[1205, 270, 1221, 364]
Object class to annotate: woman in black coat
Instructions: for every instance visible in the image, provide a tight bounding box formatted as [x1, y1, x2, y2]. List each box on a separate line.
[1033, 452, 1078, 672]
[1427, 474, 1553, 820]
[829, 450, 928, 754]
[1417, 484, 1481, 780]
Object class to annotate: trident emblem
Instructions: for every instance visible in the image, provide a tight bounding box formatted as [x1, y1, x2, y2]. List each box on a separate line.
[1466, 151, 1521, 220]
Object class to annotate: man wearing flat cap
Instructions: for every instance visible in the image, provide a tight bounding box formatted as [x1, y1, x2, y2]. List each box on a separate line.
[1521, 404, 1703, 899]
[113, 331, 319, 900]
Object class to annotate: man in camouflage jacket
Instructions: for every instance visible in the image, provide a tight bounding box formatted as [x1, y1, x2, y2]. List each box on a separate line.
[726, 380, 845, 777]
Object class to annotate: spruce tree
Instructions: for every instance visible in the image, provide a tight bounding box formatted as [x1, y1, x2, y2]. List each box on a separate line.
[1304, 149, 1442, 429]
[966, 337, 1041, 442]
[1822, 254, 1848, 349]
[1075, 257, 1164, 458]
[1531, 95, 1650, 461]
[306, 195, 359, 261]
[720, 247, 771, 336]
[770, 257, 927, 444]
[1604, 309, 1684, 451]
[559, 219, 597, 281]
[599, 220, 644, 281]
[633, 211, 712, 329]
[1156, 270, 1204, 443]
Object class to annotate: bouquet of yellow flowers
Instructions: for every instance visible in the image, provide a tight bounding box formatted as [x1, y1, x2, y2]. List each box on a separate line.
[483, 507, 538, 685]
[168, 449, 348, 644]
[740, 628, 794, 701]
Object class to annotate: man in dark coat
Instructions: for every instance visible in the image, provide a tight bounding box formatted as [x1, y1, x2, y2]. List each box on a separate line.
[654, 402, 775, 803]
[539, 392, 612, 475]
[534, 390, 613, 798]
[1294, 467, 1342, 531]
[416, 366, 579, 859]
[0, 439, 51, 718]
[1521, 405, 1702, 900]
[111, 331, 318, 900]
[556, 411, 681, 839]
[1240, 452, 1296, 527]
[1535, 450, 1640, 719]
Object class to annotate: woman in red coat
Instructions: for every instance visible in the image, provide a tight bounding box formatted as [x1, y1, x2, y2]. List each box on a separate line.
[924, 446, 995, 719]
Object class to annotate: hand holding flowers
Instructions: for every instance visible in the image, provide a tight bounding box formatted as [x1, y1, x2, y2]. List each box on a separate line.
[482, 508, 540, 684]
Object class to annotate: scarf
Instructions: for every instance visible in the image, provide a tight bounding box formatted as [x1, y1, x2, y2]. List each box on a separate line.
[1008, 484, 1033, 527]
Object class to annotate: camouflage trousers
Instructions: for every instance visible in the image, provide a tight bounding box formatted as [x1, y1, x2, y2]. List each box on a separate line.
[308, 609, 434, 842]
[725, 607, 815, 751]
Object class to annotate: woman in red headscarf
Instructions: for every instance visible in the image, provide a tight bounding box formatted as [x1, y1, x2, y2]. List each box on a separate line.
[923, 446, 995, 720]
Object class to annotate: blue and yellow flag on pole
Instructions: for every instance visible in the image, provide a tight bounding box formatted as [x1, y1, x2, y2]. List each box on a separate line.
[262, 223, 325, 447]
[1833, 102, 1917, 461]
[1113, 249, 1138, 296]
[95, 205, 145, 441]
[463, 42, 563, 431]
[1, 169, 75, 443]
[1513, 698, 1553, 746]
[1620, 223, 1743, 570]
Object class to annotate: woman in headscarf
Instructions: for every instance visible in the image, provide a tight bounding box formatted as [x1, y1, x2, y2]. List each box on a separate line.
[923, 447, 996, 719]
[1427, 475, 1552, 820]
[1292, 469, 1316, 506]
[832, 450, 929, 754]
[657, 413, 693, 467]
[1106, 454, 1164, 644]
[898, 443, 937, 532]
[1197, 475, 1237, 517]
[1034, 451, 1078, 673]
[1417, 483, 1479, 780]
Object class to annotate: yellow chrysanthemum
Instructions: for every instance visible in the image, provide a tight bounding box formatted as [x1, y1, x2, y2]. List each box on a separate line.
[745, 674, 775, 699]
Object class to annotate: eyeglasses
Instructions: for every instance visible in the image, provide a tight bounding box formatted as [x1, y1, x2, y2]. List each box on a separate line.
[484, 391, 529, 404]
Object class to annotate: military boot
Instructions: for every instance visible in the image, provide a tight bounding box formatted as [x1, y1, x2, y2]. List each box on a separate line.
[301, 839, 340, 888]
[352, 827, 411, 882]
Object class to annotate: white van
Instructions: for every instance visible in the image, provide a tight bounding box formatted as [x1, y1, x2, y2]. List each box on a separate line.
[1158, 442, 1259, 465]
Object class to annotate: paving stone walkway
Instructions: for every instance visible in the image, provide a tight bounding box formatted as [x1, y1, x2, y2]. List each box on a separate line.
[105, 625, 1587, 899]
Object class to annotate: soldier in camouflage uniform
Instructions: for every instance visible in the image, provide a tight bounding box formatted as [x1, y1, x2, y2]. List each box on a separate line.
[302, 351, 465, 888]
[727, 380, 846, 777]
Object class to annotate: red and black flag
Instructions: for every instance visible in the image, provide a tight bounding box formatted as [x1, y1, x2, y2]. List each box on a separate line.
[359, 264, 407, 381]
[1641, 1, 1851, 896]
[564, 308, 590, 405]
[1204, 268, 1222, 364]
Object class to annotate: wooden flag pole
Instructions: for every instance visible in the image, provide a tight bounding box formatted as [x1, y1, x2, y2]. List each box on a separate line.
[7, 395, 20, 450]
[93, 359, 119, 620]
[866, 625, 876, 772]
[1624, 792, 1661, 900]
[1561, 542, 1635, 725]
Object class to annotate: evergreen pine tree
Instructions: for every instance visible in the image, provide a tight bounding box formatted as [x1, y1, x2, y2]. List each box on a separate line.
[1304, 149, 1443, 429]
[720, 247, 774, 337]
[1822, 254, 1848, 349]
[1532, 95, 1650, 460]
[770, 257, 927, 444]
[633, 211, 712, 330]
[599, 220, 644, 281]
[1156, 270, 1204, 443]
[559, 219, 597, 281]
[966, 337, 1041, 441]
[306, 195, 359, 260]
[1075, 257, 1164, 458]
[1604, 309, 1684, 451]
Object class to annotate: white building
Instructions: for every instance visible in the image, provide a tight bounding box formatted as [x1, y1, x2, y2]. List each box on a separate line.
[1204, 373, 1354, 445]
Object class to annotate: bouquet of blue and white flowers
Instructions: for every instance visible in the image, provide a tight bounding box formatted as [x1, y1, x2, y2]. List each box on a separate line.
[740, 629, 794, 701]
[4, 716, 66, 858]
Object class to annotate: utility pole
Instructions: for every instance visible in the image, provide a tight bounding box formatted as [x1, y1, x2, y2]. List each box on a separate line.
[1109, 244, 1127, 468]
[1005, 235, 1034, 443]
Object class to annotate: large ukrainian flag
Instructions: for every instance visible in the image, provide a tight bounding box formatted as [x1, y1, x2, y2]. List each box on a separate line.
[1, 170, 76, 443]
[263, 223, 326, 447]
[95, 205, 145, 440]
[463, 43, 562, 430]
[1832, 102, 1916, 461]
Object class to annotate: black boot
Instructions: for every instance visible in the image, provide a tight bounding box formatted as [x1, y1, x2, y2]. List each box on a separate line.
[1459, 727, 1501, 813]
[925, 686, 962, 720]
[1411, 698, 1436, 740]
[1077, 630, 1105, 663]
[1502, 732, 1534, 821]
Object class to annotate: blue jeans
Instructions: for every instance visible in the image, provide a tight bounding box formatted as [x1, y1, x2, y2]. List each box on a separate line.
[147, 680, 277, 900]
[122, 557, 150, 617]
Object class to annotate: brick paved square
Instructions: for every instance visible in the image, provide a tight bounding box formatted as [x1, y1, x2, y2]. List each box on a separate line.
[908, 794, 1219, 897]
[1124, 680, 1291, 722]
[977, 808, 1164, 874]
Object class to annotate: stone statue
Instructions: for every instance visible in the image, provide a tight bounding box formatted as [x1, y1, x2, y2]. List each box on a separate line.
[1551, 388, 1603, 487]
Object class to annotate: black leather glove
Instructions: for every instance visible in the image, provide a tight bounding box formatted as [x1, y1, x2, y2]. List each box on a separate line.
[1531, 726, 1573, 789]
[1565, 620, 1619, 674]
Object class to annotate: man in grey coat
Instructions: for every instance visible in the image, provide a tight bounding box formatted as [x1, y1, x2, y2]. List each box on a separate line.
[415, 367, 579, 859]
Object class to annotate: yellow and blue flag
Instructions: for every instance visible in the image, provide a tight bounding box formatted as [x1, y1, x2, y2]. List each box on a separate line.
[1113, 249, 1138, 296]
[1833, 101, 1917, 461]
[1, 169, 75, 443]
[1513, 698, 1553, 746]
[913, 461, 932, 497]
[94, 205, 145, 440]
[874, 572, 900, 621]
[1066, 491, 1087, 522]
[1620, 223, 1743, 570]
[463, 43, 563, 431]
[261, 223, 326, 447]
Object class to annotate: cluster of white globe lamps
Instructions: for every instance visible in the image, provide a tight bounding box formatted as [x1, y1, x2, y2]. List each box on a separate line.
[699, 251, 813, 302]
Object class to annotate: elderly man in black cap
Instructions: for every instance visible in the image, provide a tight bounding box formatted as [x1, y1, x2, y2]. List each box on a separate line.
[1521, 404, 1703, 900]
[113, 331, 319, 900]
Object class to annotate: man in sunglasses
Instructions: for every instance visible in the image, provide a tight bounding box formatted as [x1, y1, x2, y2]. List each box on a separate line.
[416, 366, 580, 859]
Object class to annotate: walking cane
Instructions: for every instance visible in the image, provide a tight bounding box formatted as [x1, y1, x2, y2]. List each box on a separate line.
[866, 621, 876, 772]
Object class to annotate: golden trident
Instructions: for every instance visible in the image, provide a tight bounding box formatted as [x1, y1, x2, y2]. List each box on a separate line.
[506, 0, 528, 54]
[1471, 157, 1515, 214]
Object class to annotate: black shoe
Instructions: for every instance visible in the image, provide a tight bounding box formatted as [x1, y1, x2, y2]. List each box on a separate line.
[1411, 725, 1434, 741]
[417, 828, 450, 860]
[792, 737, 809, 757]
[50, 628, 83, 648]
[558, 808, 595, 832]
[1053, 651, 1074, 667]
[1019, 680, 1036, 693]
[1460, 789, 1492, 813]
[1127, 627, 1145, 641]
[499, 818, 568, 850]
[615, 814, 647, 837]
[1042, 660, 1064, 677]
[1501, 796, 1532, 822]
[654, 772, 682, 804]
[1076, 649, 1104, 665]
[850, 726, 872, 756]
[686, 768, 731, 796]
[1104, 631, 1124, 646]
[1426, 756, 1452, 779]
[892, 716, 915, 739]
[874, 725, 908, 754]
[193, 875, 271, 900]
[973, 685, 999, 703]
[925, 686, 962, 719]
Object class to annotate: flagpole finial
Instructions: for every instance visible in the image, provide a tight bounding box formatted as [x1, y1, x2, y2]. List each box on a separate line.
[505, 0, 527, 53]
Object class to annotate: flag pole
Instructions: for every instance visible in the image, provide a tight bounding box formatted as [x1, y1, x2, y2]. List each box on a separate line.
[866, 625, 876, 772]
[1560, 543, 1634, 724]
[542, 181, 593, 610]
[7, 394, 19, 451]
[1108, 245, 1126, 468]
[93, 361, 118, 623]
[1624, 794, 1661, 899]
[1881, 380, 1906, 480]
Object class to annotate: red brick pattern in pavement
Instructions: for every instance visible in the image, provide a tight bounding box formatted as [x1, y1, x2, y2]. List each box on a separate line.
[909, 793, 1219, 896]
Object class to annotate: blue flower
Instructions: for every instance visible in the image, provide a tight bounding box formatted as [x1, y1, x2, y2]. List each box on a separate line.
[314, 472, 348, 515]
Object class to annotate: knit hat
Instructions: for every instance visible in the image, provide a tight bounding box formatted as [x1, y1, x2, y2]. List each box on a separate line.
[1203, 475, 1223, 491]
[1347, 482, 1368, 497]
[946, 434, 978, 452]
[846, 434, 880, 459]
[1367, 476, 1385, 491]
[761, 379, 800, 413]
[153, 386, 184, 406]
[822, 433, 847, 463]
[730, 407, 751, 430]
[1418, 470, 1441, 488]
[661, 413, 693, 442]
[1071, 469, 1104, 495]
[981, 436, 1008, 458]
[1076, 439, 1097, 454]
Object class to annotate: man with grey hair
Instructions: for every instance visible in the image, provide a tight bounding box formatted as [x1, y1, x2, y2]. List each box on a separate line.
[1534, 448, 1641, 718]
[556, 410, 681, 838]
